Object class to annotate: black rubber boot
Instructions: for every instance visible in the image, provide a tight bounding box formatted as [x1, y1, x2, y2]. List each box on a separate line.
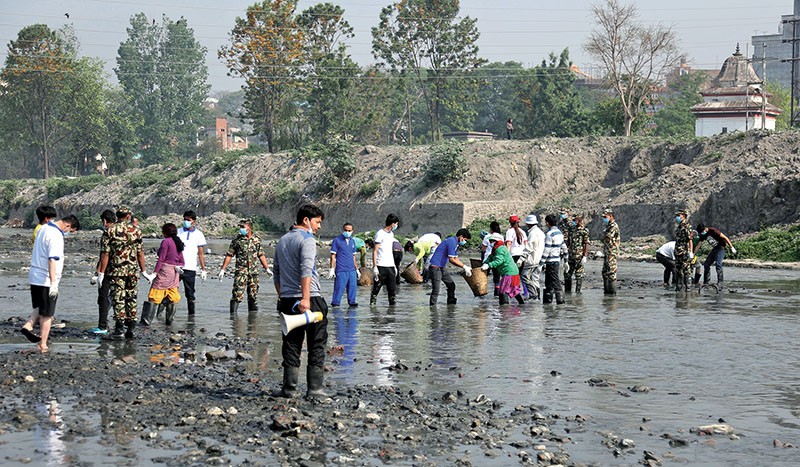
[542, 289, 553, 304]
[125, 320, 135, 339]
[156, 303, 165, 319]
[140, 302, 156, 326]
[187, 300, 196, 315]
[247, 298, 258, 312]
[575, 278, 583, 293]
[369, 295, 377, 306]
[272, 366, 300, 398]
[499, 293, 509, 305]
[564, 278, 572, 293]
[111, 321, 125, 340]
[230, 300, 239, 314]
[716, 269, 724, 289]
[306, 366, 331, 399]
[165, 302, 176, 325]
[609, 280, 617, 296]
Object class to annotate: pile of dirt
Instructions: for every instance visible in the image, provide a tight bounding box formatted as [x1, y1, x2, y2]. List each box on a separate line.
[4, 130, 800, 241]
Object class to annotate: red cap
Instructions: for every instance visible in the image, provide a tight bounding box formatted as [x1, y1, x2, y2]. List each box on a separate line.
[509, 215, 520, 223]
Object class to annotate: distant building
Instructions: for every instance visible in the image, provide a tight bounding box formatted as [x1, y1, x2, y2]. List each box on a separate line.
[691, 46, 782, 137]
[201, 117, 248, 151]
[751, 0, 800, 93]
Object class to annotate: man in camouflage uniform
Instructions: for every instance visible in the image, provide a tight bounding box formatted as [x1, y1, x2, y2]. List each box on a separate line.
[218, 219, 271, 313]
[601, 208, 620, 295]
[564, 215, 590, 293]
[558, 207, 573, 287]
[673, 209, 694, 292]
[98, 206, 153, 339]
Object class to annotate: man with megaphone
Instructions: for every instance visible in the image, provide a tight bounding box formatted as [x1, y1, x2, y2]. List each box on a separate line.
[272, 204, 330, 399]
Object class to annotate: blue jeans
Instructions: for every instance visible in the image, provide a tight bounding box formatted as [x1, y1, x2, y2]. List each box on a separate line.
[703, 245, 726, 284]
[331, 270, 358, 306]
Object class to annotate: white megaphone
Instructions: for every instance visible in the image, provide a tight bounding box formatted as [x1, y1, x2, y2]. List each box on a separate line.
[282, 310, 324, 335]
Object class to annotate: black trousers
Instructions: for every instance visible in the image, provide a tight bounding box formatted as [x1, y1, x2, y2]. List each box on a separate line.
[280, 296, 328, 368]
[429, 266, 456, 305]
[97, 273, 112, 329]
[656, 252, 675, 285]
[543, 262, 564, 304]
[371, 266, 397, 302]
[393, 251, 403, 285]
[180, 269, 197, 301]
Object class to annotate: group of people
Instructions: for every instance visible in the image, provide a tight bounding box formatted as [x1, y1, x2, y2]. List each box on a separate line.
[657, 209, 736, 291]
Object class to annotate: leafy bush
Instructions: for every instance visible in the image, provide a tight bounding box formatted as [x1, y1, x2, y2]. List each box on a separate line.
[128, 169, 182, 189]
[321, 140, 355, 180]
[463, 216, 497, 249]
[272, 180, 298, 203]
[45, 174, 105, 199]
[359, 180, 381, 197]
[424, 140, 468, 186]
[733, 225, 800, 262]
[251, 214, 285, 234]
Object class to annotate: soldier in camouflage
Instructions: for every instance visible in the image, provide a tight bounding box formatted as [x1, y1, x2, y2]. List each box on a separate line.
[558, 207, 573, 287]
[218, 219, 272, 313]
[564, 215, 589, 293]
[673, 209, 694, 292]
[98, 206, 154, 339]
[601, 208, 620, 295]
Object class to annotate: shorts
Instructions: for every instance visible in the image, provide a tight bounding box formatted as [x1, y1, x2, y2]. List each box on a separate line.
[148, 287, 181, 304]
[30, 284, 58, 317]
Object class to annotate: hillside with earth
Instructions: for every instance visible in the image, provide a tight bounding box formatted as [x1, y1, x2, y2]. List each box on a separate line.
[3, 130, 800, 241]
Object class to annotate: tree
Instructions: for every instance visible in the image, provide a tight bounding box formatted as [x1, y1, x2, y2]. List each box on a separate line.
[372, 0, 486, 142]
[116, 13, 209, 163]
[652, 71, 706, 137]
[765, 80, 793, 131]
[584, 0, 681, 136]
[518, 49, 589, 138]
[220, 0, 305, 153]
[297, 2, 358, 142]
[472, 61, 528, 136]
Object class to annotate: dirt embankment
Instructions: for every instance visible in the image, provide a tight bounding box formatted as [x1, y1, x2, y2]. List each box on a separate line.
[4, 130, 800, 240]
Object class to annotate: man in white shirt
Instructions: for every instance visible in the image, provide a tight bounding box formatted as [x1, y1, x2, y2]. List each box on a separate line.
[370, 214, 399, 306]
[21, 215, 80, 352]
[520, 214, 546, 300]
[177, 210, 207, 315]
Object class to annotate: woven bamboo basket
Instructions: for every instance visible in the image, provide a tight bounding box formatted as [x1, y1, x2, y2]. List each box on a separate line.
[357, 266, 374, 286]
[400, 262, 423, 284]
[463, 258, 488, 296]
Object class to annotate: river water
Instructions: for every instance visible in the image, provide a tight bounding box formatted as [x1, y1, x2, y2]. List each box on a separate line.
[1, 234, 799, 465]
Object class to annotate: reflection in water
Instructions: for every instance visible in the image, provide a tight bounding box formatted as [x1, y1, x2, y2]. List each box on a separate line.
[331, 307, 358, 378]
[429, 306, 457, 370]
[36, 400, 66, 466]
[231, 311, 260, 338]
[369, 306, 396, 385]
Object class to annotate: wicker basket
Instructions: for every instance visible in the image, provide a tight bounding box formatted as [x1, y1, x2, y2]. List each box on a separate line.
[400, 262, 423, 284]
[463, 258, 488, 297]
[358, 266, 374, 286]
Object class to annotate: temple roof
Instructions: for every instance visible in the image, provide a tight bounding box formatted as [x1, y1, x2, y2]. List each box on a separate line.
[713, 44, 761, 88]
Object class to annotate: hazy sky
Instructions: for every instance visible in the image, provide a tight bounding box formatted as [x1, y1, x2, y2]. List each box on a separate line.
[0, 0, 793, 92]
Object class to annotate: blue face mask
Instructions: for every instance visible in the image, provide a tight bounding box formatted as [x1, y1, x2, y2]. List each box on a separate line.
[602, 217, 610, 224]
[342, 231, 352, 238]
[560, 213, 567, 219]
[458, 240, 467, 246]
[391, 224, 398, 232]
[239, 228, 248, 236]
[570, 221, 577, 227]
[183, 220, 193, 229]
[675, 216, 682, 223]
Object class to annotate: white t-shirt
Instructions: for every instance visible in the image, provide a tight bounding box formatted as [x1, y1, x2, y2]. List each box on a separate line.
[657, 241, 676, 259]
[29, 222, 65, 286]
[374, 228, 396, 267]
[178, 227, 207, 271]
[418, 233, 441, 245]
[505, 227, 528, 257]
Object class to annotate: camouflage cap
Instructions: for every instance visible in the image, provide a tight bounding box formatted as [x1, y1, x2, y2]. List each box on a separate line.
[675, 208, 689, 216]
[116, 205, 132, 215]
[239, 218, 252, 226]
[559, 206, 570, 214]
[602, 208, 614, 216]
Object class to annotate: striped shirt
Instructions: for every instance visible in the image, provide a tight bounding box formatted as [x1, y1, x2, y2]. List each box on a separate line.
[541, 227, 565, 264]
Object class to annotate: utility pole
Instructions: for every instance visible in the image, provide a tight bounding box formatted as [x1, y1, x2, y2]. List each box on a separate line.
[781, 16, 800, 127]
[762, 43, 767, 130]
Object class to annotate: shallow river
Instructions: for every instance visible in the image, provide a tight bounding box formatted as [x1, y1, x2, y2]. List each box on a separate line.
[1, 237, 799, 465]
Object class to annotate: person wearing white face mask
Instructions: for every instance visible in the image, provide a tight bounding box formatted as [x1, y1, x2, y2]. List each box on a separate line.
[370, 214, 400, 306]
[177, 210, 208, 316]
[328, 222, 361, 307]
[218, 218, 271, 313]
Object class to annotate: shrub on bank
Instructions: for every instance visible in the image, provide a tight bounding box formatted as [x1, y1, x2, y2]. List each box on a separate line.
[733, 225, 800, 262]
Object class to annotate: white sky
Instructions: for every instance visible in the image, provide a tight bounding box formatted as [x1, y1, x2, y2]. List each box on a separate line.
[0, 0, 793, 92]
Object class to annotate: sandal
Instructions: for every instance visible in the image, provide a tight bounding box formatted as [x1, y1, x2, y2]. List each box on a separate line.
[21, 327, 41, 343]
[37, 344, 49, 353]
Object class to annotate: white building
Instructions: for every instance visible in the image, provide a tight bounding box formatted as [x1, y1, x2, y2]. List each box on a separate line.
[691, 46, 782, 137]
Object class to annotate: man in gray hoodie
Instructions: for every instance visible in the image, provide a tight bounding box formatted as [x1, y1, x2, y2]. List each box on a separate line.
[273, 204, 329, 399]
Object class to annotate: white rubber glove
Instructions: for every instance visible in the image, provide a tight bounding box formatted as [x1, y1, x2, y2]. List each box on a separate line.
[49, 282, 59, 298]
[516, 257, 524, 267]
[581, 256, 588, 265]
[356, 268, 362, 279]
[199, 269, 208, 281]
[688, 251, 694, 260]
[563, 262, 570, 274]
[463, 265, 473, 277]
[327, 269, 336, 280]
[175, 265, 184, 275]
[218, 269, 225, 281]
[731, 246, 737, 255]
[90, 274, 98, 285]
[481, 263, 489, 271]
[393, 266, 398, 278]
[97, 272, 104, 289]
[372, 266, 379, 277]
[265, 267, 274, 277]
[141, 271, 156, 283]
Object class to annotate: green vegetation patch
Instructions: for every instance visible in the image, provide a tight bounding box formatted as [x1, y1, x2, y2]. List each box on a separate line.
[733, 225, 800, 262]
[45, 174, 105, 199]
[424, 140, 468, 186]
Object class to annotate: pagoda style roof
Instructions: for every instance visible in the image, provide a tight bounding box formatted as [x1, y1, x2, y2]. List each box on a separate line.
[713, 45, 761, 88]
[691, 100, 782, 115]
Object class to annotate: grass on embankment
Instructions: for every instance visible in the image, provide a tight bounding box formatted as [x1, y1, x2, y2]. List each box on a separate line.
[733, 225, 800, 262]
